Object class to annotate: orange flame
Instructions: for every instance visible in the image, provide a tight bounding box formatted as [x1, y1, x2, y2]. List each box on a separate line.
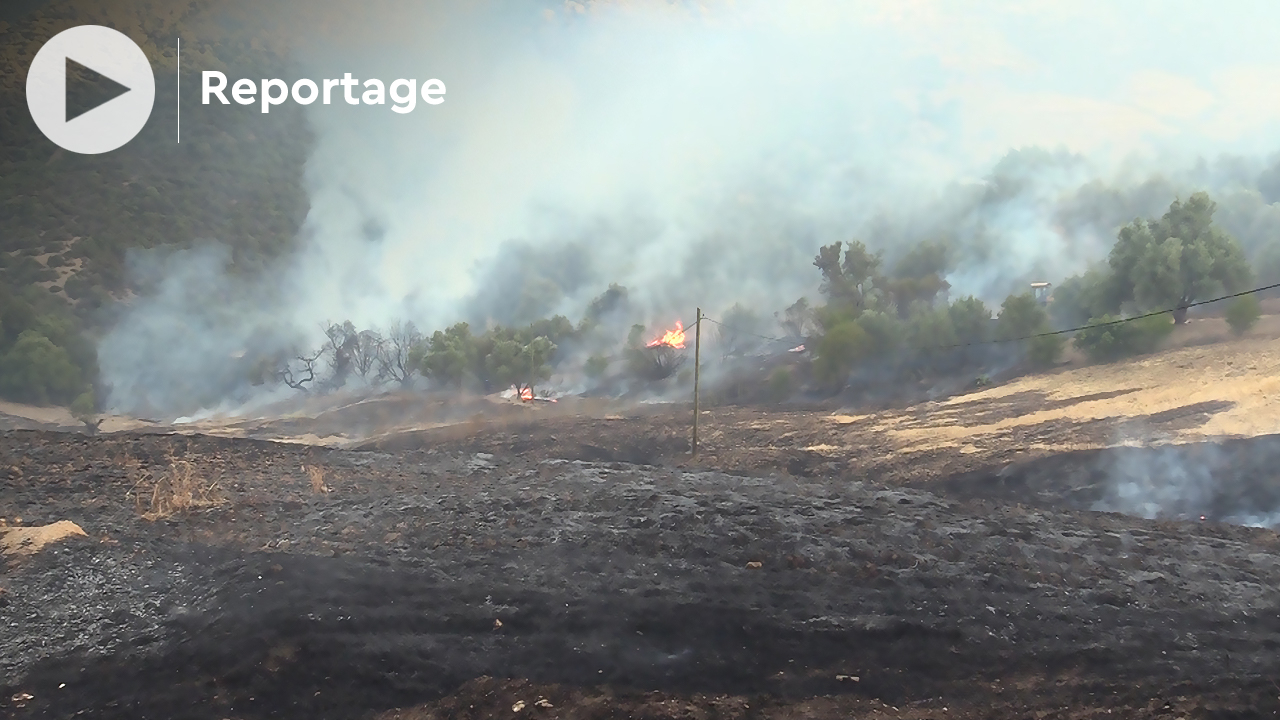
[517, 385, 534, 401]
[646, 320, 686, 349]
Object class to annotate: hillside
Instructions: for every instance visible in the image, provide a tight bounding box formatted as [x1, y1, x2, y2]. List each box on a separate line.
[0, 0, 312, 406]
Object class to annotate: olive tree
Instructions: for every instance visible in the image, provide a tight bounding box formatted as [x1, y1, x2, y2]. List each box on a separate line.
[1108, 193, 1251, 323]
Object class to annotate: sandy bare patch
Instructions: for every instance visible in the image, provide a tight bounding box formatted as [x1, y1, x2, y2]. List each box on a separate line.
[0, 521, 87, 557]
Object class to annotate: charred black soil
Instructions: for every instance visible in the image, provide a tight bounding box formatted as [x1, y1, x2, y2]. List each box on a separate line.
[3, 427, 1280, 719]
[928, 435, 1280, 524]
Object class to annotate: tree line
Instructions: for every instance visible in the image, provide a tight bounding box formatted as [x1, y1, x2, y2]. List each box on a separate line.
[217, 191, 1274, 405]
[805, 192, 1260, 388]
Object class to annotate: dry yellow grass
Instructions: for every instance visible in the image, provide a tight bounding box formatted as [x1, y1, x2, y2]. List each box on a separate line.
[130, 458, 225, 520]
[304, 463, 329, 494]
[865, 331, 1280, 453]
[803, 323, 1280, 464]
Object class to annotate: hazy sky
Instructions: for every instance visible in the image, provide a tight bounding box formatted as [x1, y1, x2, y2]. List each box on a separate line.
[100, 0, 1280, 414]
[282, 0, 1280, 329]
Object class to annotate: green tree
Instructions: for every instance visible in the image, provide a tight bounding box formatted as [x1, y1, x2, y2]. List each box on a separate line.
[1225, 295, 1262, 336]
[904, 306, 957, 366]
[420, 322, 478, 388]
[1050, 266, 1123, 328]
[948, 295, 992, 345]
[0, 330, 84, 405]
[854, 310, 904, 360]
[579, 284, 629, 331]
[813, 321, 871, 388]
[997, 293, 1049, 340]
[584, 354, 609, 379]
[523, 315, 576, 347]
[814, 240, 881, 309]
[484, 334, 557, 392]
[1109, 193, 1251, 323]
[70, 390, 96, 419]
[997, 293, 1061, 368]
[815, 302, 861, 334]
[881, 241, 951, 318]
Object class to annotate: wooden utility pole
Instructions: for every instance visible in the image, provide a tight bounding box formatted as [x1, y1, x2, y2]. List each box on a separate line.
[692, 308, 702, 455]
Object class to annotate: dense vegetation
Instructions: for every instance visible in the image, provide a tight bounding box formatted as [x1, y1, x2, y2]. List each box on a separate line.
[0, 1, 311, 406]
[1058, 193, 1251, 361]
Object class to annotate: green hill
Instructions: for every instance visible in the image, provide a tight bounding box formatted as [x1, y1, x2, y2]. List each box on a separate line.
[0, 0, 312, 408]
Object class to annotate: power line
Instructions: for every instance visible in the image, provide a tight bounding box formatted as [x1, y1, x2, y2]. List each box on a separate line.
[950, 280, 1280, 349]
[696, 280, 1280, 351]
[699, 316, 795, 345]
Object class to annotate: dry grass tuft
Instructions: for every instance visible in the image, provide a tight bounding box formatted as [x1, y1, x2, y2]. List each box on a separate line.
[304, 463, 330, 494]
[131, 458, 226, 521]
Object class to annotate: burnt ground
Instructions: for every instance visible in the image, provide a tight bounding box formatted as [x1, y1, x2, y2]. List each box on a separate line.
[3, 407, 1280, 719]
[926, 435, 1280, 524]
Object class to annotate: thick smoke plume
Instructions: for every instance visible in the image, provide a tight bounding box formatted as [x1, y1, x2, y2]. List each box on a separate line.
[99, 0, 1280, 415]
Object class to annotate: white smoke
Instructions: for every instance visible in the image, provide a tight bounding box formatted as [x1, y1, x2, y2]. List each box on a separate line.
[100, 0, 1280, 415]
[1092, 439, 1280, 530]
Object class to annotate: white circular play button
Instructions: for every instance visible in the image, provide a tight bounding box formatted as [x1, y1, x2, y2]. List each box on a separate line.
[25, 25, 156, 155]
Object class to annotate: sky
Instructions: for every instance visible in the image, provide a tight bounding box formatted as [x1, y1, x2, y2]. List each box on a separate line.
[278, 0, 1280, 322]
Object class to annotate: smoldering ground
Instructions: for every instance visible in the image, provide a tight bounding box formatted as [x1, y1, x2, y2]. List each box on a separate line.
[6, 427, 1280, 719]
[94, 0, 1280, 416]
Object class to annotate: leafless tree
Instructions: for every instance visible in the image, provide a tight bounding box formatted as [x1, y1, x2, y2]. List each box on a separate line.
[777, 297, 817, 340]
[323, 321, 359, 385]
[626, 344, 685, 381]
[376, 321, 423, 387]
[279, 348, 325, 391]
[351, 329, 384, 380]
[320, 321, 387, 387]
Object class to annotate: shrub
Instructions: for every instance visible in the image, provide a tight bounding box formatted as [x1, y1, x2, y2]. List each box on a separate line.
[996, 293, 1048, 340]
[70, 391, 96, 419]
[904, 306, 957, 364]
[767, 367, 796, 401]
[1028, 332, 1065, 368]
[1050, 267, 1121, 328]
[948, 295, 992, 345]
[626, 344, 684, 381]
[584, 354, 609, 379]
[1073, 313, 1174, 362]
[1225, 295, 1262, 336]
[997, 293, 1062, 368]
[0, 330, 84, 405]
[813, 321, 871, 388]
[814, 302, 861, 333]
[854, 311, 903, 360]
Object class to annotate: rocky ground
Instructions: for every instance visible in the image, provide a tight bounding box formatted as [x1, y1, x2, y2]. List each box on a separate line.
[3, 412, 1280, 719]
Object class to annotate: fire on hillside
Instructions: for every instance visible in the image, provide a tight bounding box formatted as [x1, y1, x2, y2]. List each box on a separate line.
[647, 321, 686, 349]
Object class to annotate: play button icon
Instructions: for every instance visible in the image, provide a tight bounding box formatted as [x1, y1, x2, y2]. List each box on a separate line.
[26, 25, 155, 154]
[65, 57, 134, 123]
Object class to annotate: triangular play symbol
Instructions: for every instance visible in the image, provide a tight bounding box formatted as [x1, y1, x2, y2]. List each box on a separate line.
[65, 57, 132, 122]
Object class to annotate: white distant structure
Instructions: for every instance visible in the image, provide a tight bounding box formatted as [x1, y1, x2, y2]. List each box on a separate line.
[1031, 282, 1052, 305]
